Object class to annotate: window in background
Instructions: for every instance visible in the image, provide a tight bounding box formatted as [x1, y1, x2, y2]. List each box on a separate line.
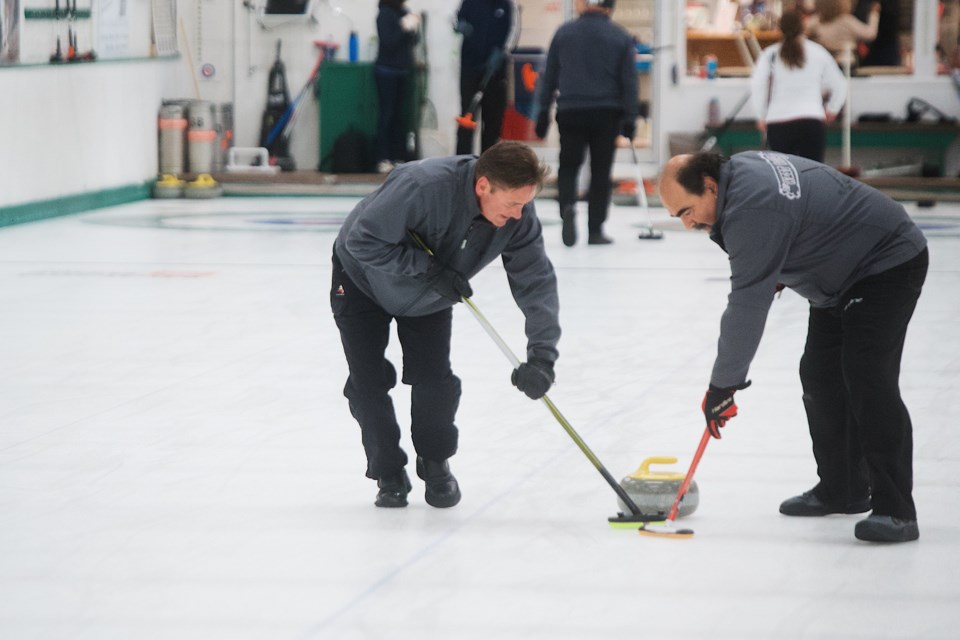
[680, 0, 954, 77]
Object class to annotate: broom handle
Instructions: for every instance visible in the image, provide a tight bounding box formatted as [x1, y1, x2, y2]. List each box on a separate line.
[629, 146, 649, 211]
[462, 296, 644, 515]
[666, 426, 712, 522]
[409, 231, 645, 516]
[842, 44, 853, 168]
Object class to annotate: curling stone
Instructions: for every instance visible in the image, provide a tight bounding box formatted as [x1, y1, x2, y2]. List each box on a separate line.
[152, 174, 185, 199]
[183, 173, 223, 199]
[618, 456, 699, 518]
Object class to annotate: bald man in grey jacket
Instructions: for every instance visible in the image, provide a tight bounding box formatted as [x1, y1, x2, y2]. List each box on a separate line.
[331, 141, 561, 509]
[659, 150, 928, 543]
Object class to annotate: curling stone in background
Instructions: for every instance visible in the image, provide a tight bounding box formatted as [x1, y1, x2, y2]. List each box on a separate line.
[152, 174, 185, 199]
[184, 173, 223, 199]
[618, 456, 699, 518]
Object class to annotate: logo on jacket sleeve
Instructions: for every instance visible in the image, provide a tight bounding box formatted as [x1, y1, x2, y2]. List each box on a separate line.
[759, 152, 801, 200]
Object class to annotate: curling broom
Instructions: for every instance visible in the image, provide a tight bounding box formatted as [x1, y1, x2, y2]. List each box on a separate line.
[638, 426, 712, 539]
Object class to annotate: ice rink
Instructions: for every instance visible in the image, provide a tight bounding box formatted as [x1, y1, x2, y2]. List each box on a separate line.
[2, 194, 958, 639]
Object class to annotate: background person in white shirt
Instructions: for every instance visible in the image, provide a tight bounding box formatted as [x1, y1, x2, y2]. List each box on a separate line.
[750, 10, 847, 162]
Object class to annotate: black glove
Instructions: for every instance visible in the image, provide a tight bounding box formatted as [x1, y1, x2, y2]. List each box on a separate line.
[621, 119, 636, 141]
[511, 358, 555, 400]
[424, 260, 472, 303]
[535, 111, 551, 139]
[702, 380, 751, 439]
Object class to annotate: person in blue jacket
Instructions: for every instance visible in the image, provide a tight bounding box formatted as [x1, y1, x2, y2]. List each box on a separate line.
[375, 0, 420, 173]
[331, 141, 561, 509]
[455, 0, 515, 155]
[658, 150, 928, 543]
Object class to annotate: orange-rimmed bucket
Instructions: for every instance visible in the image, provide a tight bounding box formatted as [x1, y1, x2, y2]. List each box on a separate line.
[187, 101, 215, 173]
[158, 103, 188, 174]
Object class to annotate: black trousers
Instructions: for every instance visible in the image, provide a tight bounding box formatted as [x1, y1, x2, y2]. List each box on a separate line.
[556, 108, 621, 234]
[374, 66, 411, 164]
[799, 248, 928, 519]
[331, 251, 461, 480]
[456, 66, 507, 155]
[766, 118, 827, 163]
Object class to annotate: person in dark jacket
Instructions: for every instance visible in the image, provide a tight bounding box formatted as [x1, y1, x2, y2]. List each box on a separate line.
[855, 0, 901, 66]
[658, 150, 928, 543]
[331, 141, 560, 509]
[455, 0, 514, 155]
[535, 0, 638, 246]
[375, 0, 419, 173]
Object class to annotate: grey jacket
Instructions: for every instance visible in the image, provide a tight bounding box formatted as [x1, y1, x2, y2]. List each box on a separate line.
[334, 155, 561, 363]
[537, 12, 638, 118]
[709, 151, 927, 388]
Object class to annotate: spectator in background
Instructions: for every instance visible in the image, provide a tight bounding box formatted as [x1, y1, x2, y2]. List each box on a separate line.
[938, 0, 959, 70]
[534, 0, 637, 246]
[750, 10, 847, 162]
[375, 0, 420, 174]
[855, 0, 901, 66]
[455, 0, 515, 155]
[806, 0, 881, 67]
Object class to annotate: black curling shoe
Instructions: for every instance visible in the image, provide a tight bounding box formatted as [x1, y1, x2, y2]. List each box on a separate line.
[416, 457, 461, 508]
[855, 515, 919, 542]
[779, 490, 871, 516]
[587, 232, 613, 245]
[375, 469, 412, 508]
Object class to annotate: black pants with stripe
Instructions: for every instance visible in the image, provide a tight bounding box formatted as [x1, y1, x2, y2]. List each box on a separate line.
[799, 248, 928, 519]
[330, 250, 461, 480]
[456, 66, 507, 155]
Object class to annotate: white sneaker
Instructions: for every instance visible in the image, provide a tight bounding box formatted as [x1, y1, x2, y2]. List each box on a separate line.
[377, 160, 394, 174]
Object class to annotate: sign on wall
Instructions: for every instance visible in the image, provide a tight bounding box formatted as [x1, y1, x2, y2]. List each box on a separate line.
[96, 0, 129, 58]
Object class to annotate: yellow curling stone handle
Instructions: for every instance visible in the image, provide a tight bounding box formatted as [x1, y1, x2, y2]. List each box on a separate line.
[626, 456, 686, 481]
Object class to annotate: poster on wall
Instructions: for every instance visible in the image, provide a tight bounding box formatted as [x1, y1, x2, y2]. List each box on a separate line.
[151, 0, 177, 56]
[1, 0, 21, 64]
[96, 0, 130, 58]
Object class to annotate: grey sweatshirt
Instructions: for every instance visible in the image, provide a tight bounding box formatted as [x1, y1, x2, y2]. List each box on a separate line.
[334, 155, 561, 363]
[709, 151, 927, 388]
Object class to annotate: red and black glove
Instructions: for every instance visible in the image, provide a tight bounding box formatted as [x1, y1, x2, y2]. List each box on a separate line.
[702, 381, 751, 439]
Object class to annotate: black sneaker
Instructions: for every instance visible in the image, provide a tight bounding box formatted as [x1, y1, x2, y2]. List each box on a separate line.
[561, 206, 577, 247]
[416, 457, 461, 508]
[779, 489, 871, 516]
[855, 515, 919, 542]
[375, 469, 412, 508]
[587, 232, 613, 245]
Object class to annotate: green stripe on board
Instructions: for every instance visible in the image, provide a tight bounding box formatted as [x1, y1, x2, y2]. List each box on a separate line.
[0, 183, 152, 228]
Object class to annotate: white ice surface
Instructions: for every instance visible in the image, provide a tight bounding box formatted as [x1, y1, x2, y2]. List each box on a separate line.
[1, 196, 958, 639]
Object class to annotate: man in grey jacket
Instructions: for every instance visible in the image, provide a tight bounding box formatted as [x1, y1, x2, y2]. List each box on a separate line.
[659, 151, 928, 543]
[534, 0, 638, 246]
[331, 141, 560, 509]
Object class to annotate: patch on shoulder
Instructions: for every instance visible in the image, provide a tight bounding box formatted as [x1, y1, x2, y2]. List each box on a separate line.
[759, 152, 801, 200]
